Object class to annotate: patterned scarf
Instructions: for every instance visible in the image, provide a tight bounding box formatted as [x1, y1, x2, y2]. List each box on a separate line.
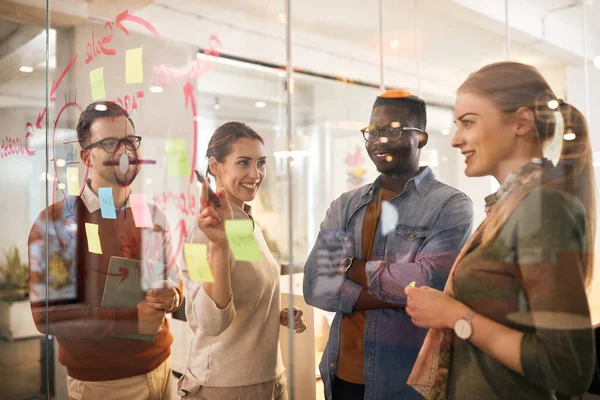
[406, 158, 551, 399]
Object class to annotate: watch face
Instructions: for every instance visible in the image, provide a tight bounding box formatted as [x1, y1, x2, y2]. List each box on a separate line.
[454, 319, 473, 340]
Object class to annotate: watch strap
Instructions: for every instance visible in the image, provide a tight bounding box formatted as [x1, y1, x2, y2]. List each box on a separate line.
[463, 309, 476, 323]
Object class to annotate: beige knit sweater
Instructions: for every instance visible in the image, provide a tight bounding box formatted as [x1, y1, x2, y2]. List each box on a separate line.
[178, 202, 285, 391]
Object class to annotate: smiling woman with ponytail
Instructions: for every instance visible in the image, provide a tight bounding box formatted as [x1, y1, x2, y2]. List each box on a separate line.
[403, 61, 596, 400]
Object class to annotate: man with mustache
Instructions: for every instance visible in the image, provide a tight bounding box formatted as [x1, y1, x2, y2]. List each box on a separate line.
[304, 90, 473, 400]
[28, 101, 183, 399]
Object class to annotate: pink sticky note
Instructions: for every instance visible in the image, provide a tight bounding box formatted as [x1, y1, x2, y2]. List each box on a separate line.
[129, 194, 154, 228]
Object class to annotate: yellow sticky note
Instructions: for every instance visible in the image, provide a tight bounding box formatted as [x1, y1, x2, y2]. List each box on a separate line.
[224, 220, 263, 261]
[66, 167, 79, 196]
[165, 139, 190, 177]
[183, 243, 214, 282]
[85, 223, 103, 254]
[409, 281, 416, 288]
[126, 47, 143, 84]
[90, 67, 106, 100]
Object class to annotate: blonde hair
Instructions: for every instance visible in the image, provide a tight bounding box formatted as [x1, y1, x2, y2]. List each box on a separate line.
[460, 61, 596, 286]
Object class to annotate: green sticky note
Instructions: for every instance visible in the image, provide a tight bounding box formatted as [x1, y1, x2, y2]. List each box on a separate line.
[90, 67, 106, 100]
[85, 223, 103, 254]
[165, 139, 190, 177]
[126, 47, 144, 84]
[183, 243, 214, 282]
[225, 219, 263, 261]
[66, 167, 79, 196]
[409, 281, 416, 288]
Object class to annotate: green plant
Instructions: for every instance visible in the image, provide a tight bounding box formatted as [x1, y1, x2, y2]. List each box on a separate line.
[0, 245, 28, 289]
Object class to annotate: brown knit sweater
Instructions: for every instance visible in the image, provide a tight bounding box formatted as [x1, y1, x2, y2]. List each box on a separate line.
[28, 190, 183, 381]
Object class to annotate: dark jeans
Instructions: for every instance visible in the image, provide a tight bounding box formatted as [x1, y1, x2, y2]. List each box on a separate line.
[332, 376, 365, 400]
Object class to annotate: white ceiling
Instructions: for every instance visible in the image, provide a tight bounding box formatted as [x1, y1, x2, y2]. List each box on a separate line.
[168, 0, 572, 72]
[0, 0, 595, 111]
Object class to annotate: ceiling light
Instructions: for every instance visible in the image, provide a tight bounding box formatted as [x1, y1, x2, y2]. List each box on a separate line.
[20, 66, 34, 73]
[564, 132, 576, 141]
[278, 71, 286, 77]
[214, 97, 221, 111]
[278, 13, 286, 24]
[390, 39, 399, 49]
[441, 129, 450, 136]
[145, 178, 153, 185]
[594, 56, 600, 70]
[57, 183, 66, 190]
[255, 101, 266, 108]
[547, 100, 559, 110]
[95, 104, 108, 111]
[56, 158, 66, 167]
[149, 86, 163, 93]
[194, 116, 204, 122]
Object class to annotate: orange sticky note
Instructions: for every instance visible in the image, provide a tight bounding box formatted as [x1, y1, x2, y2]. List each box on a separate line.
[183, 243, 214, 282]
[129, 194, 154, 228]
[85, 223, 103, 254]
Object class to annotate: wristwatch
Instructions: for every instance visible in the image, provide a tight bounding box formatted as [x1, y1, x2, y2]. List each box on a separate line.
[173, 290, 181, 310]
[340, 257, 354, 277]
[454, 309, 476, 340]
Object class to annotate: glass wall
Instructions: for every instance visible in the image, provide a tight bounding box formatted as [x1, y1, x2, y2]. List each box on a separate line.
[1, 0, 599, 399]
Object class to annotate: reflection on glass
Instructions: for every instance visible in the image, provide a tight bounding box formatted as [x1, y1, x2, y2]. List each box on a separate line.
[2, 0, 600, 398]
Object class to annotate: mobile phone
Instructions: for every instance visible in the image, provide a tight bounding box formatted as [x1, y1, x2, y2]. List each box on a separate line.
[195, 170, 222, 208]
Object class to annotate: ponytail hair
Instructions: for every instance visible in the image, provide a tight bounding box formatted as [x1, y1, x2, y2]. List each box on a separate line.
[551, 103, 595, 285]
[459, 61, 596, 286]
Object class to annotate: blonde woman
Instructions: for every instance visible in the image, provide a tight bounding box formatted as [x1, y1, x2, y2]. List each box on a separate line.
[405, 62, 596, 399]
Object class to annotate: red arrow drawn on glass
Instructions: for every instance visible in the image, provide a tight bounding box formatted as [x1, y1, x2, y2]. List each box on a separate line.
[169, 219, 188, 271]
[183, 82, 198, 184]
[115, 10, 160, 37]
[183, 82, 198, 183]
[93, 266, 129, 284]
[36, 108, 46, 129]
[50, 54, 77, 102]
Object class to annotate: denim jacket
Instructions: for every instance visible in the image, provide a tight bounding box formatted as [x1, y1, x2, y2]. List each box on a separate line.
[303, 167, 474, 400]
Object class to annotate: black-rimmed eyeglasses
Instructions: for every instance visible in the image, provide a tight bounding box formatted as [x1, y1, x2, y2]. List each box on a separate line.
[84, 136, 142, 153]
[361, 125, 423, 143]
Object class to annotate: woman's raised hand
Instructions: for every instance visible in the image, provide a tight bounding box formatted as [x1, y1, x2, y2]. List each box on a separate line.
[196, 181, 233, 245]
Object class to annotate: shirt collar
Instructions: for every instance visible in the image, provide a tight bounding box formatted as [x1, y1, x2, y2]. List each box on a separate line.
[229, 201, 253, 218]
[364, 166, 435, 199]
[229, 201, 255, 229]
[484, 157, 553, 211]
[80, 180, 131, 214]
[412, 166, 435, 196]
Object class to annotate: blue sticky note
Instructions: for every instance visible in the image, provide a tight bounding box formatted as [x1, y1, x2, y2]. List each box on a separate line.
[98, 187, 117, 219]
